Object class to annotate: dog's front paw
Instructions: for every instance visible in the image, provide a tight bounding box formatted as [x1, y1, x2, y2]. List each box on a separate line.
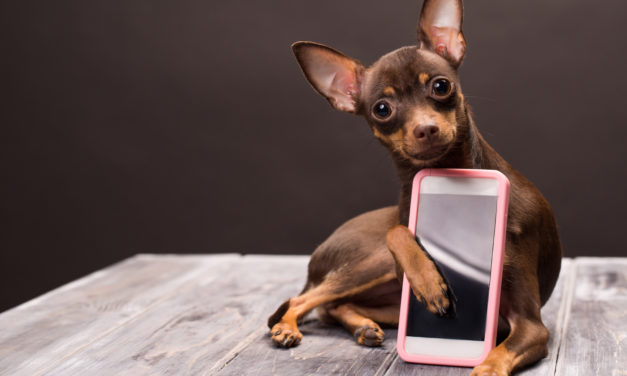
[354, 321, 384, 347]
[270, 322, 302, 348]
[386, 225, 454, 316]
[407, 261, 452, 316]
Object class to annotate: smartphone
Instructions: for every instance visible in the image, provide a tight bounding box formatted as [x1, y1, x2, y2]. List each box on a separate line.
[396, 168, 510, 367]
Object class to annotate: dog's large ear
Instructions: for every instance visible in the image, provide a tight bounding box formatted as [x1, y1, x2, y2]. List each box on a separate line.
[291, 42, 364, 113]
[417, 0, 466, 68]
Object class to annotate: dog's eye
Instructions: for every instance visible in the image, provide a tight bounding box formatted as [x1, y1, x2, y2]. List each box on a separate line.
[373, 101, 392, 119]
[431, 78, 452, 98]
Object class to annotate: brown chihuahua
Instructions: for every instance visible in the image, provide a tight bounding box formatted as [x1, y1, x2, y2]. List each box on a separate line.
[267, 0, 562, 374]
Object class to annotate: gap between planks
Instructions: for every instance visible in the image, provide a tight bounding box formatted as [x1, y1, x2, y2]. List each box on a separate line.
[211, 326, 269, 373]
[377, 353, 399, 376]
[551, 258, 578, 376]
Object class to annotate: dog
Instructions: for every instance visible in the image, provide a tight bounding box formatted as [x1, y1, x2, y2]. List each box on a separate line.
[267, 0, 562, 374]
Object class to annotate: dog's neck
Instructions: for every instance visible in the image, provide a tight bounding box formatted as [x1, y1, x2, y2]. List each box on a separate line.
[394, 104, 486, 224]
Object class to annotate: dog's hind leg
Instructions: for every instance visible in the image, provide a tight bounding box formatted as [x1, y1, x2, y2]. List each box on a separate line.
[267, 271, 397, 348]
[325, 303, 399, 347]
[350, 304, 400, 325]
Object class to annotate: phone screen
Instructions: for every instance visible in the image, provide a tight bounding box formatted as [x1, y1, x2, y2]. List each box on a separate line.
[406, 187, 498, 341]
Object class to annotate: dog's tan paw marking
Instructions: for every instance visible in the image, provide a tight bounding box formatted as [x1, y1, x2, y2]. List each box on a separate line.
[270, 322, 302, 348]
[354, 322, 384, 347]
[408, 264, 451, 316]
[470, 363, 509, 376]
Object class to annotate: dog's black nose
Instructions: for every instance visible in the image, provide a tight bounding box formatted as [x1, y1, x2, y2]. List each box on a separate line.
[413, 124, 439, 142]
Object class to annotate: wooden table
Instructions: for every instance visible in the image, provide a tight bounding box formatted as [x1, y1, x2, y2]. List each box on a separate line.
[0, 255, 625, 375]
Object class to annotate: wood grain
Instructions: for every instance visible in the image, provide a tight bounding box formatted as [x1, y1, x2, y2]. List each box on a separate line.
[216, 316, 398, 376]
[0, 254, 239, 376]
[44, 255, 309, 376]
[1, 255, 625, 376]
[555, 258, 627, 376]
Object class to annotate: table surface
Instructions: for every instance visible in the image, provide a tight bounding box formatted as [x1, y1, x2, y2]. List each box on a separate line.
[0, 255, 625, 376]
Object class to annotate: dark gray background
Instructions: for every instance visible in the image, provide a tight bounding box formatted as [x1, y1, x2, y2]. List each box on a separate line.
[1, 0, 626, 312]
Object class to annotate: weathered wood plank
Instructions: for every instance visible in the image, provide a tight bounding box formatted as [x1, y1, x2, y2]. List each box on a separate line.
[2, 255, 624, 376]
[555, 257, 627, 376]
[216, 316, 398, 376]
[0, 254, 238, 376]
[384, 258, 574, 375]
[44, 255, 309, 376]
[386, 358, 468, 376]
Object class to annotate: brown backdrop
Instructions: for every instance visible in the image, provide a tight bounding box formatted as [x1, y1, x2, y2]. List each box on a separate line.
[1, 0, 626, 312]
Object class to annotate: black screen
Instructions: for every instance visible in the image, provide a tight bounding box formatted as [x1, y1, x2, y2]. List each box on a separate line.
[406, 193, 497, 341]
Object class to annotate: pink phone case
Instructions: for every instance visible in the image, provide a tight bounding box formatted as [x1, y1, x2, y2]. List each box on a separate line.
[396, 168, 510, 367]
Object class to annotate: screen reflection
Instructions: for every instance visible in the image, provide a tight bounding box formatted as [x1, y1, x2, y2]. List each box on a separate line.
[407, 193, 498, 341]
